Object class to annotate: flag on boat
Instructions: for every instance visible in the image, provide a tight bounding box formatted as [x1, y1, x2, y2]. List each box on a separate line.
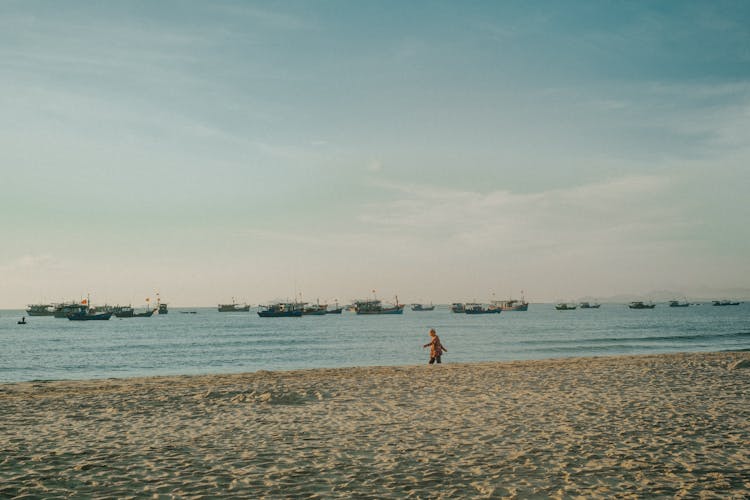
[81, 298, 88, 305]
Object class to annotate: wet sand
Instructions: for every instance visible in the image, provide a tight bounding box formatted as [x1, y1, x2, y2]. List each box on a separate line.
[1, 351, 749, 498]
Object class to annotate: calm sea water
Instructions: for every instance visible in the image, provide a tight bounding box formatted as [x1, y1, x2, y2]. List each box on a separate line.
[1, 303, 748, 383]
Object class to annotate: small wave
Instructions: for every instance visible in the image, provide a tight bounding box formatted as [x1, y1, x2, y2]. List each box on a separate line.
[520, 331, 750, 345]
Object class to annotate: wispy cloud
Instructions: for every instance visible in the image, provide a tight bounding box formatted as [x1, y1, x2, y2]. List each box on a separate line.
[241, 174, 680, 255]
[367, 159, 383, 172]
[0, 255, 62, 274]
[358, 175, 681, 256]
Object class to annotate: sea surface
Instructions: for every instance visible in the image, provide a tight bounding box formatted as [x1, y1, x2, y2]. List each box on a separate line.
[1, 303, 748, 383]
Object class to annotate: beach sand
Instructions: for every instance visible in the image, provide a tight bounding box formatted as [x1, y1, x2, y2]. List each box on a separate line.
[1, 351, 749, 498]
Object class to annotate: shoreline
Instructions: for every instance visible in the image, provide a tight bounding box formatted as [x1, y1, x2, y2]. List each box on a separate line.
[3, 347, 748, 386]
[2, 351, 749, 497]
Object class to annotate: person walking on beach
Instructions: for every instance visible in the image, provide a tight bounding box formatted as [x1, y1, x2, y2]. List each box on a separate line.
[423, 328, 447, 364]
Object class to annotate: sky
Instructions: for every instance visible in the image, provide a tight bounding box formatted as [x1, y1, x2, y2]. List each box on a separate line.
[1, 0, 749, 307]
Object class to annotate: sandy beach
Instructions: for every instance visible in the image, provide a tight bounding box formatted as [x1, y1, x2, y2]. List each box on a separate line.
[1, 351, 749, 498]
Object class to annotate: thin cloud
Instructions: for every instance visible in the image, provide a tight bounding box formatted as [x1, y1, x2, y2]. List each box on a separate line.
[358, 175, 680, 256]
[0, 255, 62, 273]
[367, 160, 383, 172]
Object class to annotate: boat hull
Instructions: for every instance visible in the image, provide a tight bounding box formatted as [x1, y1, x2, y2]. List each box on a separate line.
[501, 304, 529, 311]
[68, 312, 113, 321]
[258, 310, 303, 318]
[302, 309, 328, 316]
[411, 305, 435, 311]
[495, 299, 529, 312]
[579, 304, 600, 309]
[356, 307, 404, 315]
[218, 305, 250, 312]
[26, 306, 55, 316]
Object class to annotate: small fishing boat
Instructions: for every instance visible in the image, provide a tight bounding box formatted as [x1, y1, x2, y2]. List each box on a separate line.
[629, 301, 656, 309]
[114, 297, 156, 317]
[53, 302, 82, 318]
[302, 301, 329, 315]
[113, 306, 135, 318]
[67, 306, 113, 321]
[495, 299, 529, 311]
[669, 300, 690, 308]
[579, 302, 601, 309]
[465, 303, 501, 314]
[451, 303, 466, 313]
[66, 296, 113, 320]
[218, 299, 251, 312]
[713, 300, 741, 306]
[155, 293, 168, 314]
[555, 303, 577, 310]
[258, 302, 303, 317]
[354, 295, 404, 315]
[326, 301, 343, 314]
[411, 303, 435, 311]
[25, 304, 54, 316]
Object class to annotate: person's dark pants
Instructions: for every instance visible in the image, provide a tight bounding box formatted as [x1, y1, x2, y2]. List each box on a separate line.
[429, 355, 441, 364]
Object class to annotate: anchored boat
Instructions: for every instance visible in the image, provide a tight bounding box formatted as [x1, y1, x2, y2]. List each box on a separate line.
[258, 302, 303, 317]
[411, 303, 435, 311]
[67, 298, 112, 321]
[713, 300, 740, 306]
[354, 295, 404, 315]
[218, 298, 251, 312]
[25, 304, 54, 316]
[465, 303, 501, 314]
[495, 299, 529, 311]
[579, 302, 601, 309]
[326, 301, 343, 314]
[302, 301, 329, 315]
[113, 305, 155, 318]
[555, 303, 577, 311]
[629, 301, 656, 309]
[53, 302, 82, 318]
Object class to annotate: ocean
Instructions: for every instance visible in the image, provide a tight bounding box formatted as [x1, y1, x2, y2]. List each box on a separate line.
[1, 303, 748, 383]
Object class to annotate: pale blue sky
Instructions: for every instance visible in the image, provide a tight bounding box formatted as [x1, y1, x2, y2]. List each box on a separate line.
[2, 1, 749, 307]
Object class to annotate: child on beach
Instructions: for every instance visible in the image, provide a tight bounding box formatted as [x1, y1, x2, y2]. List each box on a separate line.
[423, 328, 447, 364]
